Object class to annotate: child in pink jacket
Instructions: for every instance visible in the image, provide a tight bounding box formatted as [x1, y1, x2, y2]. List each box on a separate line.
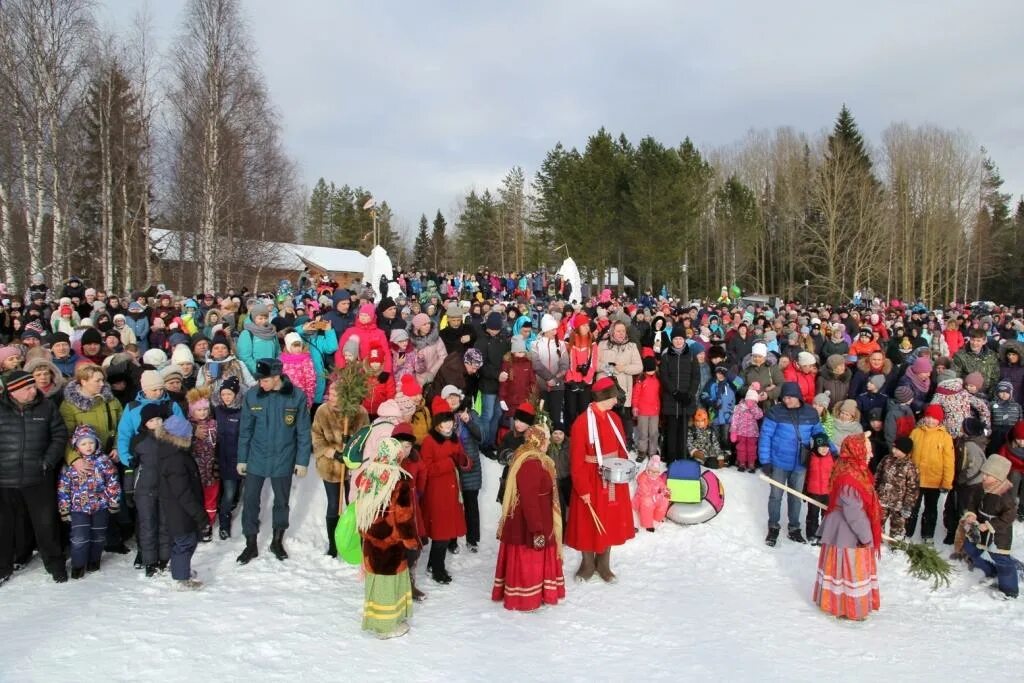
[730, 387, 763, 473]
[633, 455, 670, 531]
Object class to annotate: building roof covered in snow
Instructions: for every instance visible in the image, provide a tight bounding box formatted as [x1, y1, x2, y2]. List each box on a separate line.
[150, 228, 366, 275]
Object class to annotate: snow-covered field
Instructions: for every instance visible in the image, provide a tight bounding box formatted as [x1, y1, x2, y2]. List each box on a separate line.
[2, 458, 1022, 682]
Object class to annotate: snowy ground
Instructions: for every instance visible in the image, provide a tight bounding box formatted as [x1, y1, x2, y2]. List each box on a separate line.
[2, 458, 1022, 682]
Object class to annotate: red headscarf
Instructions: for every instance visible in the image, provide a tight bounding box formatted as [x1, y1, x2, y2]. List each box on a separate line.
[827, 434, 883, 557]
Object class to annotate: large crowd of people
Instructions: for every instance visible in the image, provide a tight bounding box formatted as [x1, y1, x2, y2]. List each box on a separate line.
[1, 269, 1022, 637]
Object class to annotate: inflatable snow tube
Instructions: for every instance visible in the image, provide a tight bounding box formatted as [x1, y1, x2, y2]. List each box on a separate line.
[666, 470, 725, 525]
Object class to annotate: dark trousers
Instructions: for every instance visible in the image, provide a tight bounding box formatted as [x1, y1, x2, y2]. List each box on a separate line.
[169, 532, 198, 581]
[323, 480, 342, 518]
[427, 538, 450, 573]
[663, 415, 688, 464]
[103, 464, 133, 549]
[564, 385, 591, 431]
[242, 474, 292, 536]
[907, 487, 942, 540]
[218, 478, 240, 531]
[805, 493, 829, 539]
[539, 389, 565, 432]
[69, 509, 109, 568]
[557, 476, 572, 524]
[615, 406, 635, 449]
[135, 490, 170, 566]
[12, 494, 35, 564]
[462, 489, 480, 545]
[0, 482, 65, 576]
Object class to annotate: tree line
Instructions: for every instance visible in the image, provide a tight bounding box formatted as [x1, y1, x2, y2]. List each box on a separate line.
[0, 0, 300, 295]
[442, 107, 1023, 305]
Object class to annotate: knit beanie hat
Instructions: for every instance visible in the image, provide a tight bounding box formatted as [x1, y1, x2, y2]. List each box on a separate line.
[0, 345, 22, 365]
[142, 348, 168, 369]
[511, 336, 527, 354]
[412, 313, 431, 329]
[797, 351, 817, 367]
[779, 382, 801, 400]
[140, 370, 164, 392]
[161, 364, 184, 382]
[868, 374, 886, 391]
[745, 388, 760, 402]
[171, 344, 194, 365]
[249, 303, 270, 317]
[540, 314, 558, 334]
[463, 348, 483, 366]
[837, 399, 858, 416]
[893, 436, 914, 455]
[80, 327, 102, 346]
[812, 391, 831, 409]
[399, 374, 421, 397]
[342, 335, 361, 358]
[671, 326, 687, 340]
[911, 356, 933, 374]
[751, 342, 768, 357]
[996, 380, 1014, 397]
[963, 417, 987, 438]
[643, 356, 657, 372]
[71, 424, 100, 451]
[826, 354, 845, 371]
[51, 332, 71, 347]
[964, 372, 984, 390]
[894, 385, 914, 403]
[139, 403, 165, 424]
[163, 415, 193, 440]
[390, 328, 409, 344]
[486, 311, 504, 331]
[4, 370, 35, 393]
[220, 376, 241, 396]
[430, 396, 454, 427]
[980, 454, 1012, 483]
[284, 332, 303, 350]
[923, 404, 944, 422]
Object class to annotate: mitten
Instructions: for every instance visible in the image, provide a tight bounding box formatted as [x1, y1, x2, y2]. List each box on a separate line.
[294, 465, 308, 478]
[377, 372, 390, 383]
[236, 463, 248, 476]
[333, 450, 345, 463]
[729, 431, 737, 444]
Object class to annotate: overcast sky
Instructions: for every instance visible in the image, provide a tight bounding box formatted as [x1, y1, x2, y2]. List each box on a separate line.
[103, 0, 1024, 237]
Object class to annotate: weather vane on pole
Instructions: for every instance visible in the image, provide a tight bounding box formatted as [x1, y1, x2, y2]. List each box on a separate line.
[363, 197, 378, 247]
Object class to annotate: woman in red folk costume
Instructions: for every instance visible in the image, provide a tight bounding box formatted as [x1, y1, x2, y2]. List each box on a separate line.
[812, 432, 883, 621]
[492, 424, 565, 611]
[566, 376, 634, 583]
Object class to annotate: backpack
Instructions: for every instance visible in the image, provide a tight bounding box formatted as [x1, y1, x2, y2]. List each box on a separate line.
[340, 424, 373, 469]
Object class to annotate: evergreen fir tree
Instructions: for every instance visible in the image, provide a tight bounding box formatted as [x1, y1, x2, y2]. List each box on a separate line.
[305, 178, 331, 245]
[431, 210, 448, 272]
[413, 214, 431, 268]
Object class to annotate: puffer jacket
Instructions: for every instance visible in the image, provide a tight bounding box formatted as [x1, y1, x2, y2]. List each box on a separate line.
[729, 399, 762, 438]
[0, 392, 68, 488]
[757, 403, 826, 472]
[58, 450, 120, 515]
[739, 356, 784, 408]
[214, 400, 243, 482]
[805, 449, 835, 496]
[990, 398, 1022, 429]
[884, 399, 916, 447]
[279, 351, 317, 409]
[874, 454, 920, 515]
[116, 391, 185, 467]
[126, 311, 150, 352]
[237, 376, 312, 478]
[298, 325, 338, 404]
[659, 343, 700, 418]
[816, 368, 852, 409]
[931, 378, 990, 438]
[475, 331, 510, 395]
[597, 338, 643, 408]
[909, 423, 954, 489]
[236, 324, 280, 376]
[631, 373, 661, 417]
[456, 409, 483, 491]
[60, 381, 124, 465]
[532, 336, 569, 393]
[336, 304, 392, 374]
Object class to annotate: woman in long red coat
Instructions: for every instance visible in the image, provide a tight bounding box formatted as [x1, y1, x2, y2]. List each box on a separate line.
[565, 376, 635, 583]
[419, 396, 470, 584]
[492, 424, 565, 611]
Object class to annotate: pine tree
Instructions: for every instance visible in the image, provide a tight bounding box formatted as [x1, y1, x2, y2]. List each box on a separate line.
[305, 178, 331, 245]
[431, 210, 447, 272]
[413, 214, 430, 268]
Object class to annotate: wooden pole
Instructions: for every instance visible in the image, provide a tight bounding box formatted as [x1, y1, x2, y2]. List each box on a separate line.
[758, 473, 895, 542]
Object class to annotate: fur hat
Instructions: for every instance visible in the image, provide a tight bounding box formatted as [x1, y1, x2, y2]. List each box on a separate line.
[513, 401, 535, 425]
[254, 358, 283, 379]
[923, 404, 944, 422]
[826, 354, 845, 371]
[980, 454, 1012, 483]
[140, 370, 164, 392]
[163, 415, 193, 440]
[591, 376, 619, 402]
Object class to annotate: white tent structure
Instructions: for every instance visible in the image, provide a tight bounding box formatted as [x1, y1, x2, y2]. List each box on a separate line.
[363, 245, 395, 304]
[588, 268, 634, 287]
[556, 257, 582, 305]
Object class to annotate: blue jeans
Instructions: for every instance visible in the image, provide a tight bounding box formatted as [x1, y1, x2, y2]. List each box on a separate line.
[218, 479, 239, 531]
[69, 509, 109, 568]
[964, 541, 1019, 598]
[242, 474, 292, 536]
[170, 532, 198, 580]
[768, 468, 806, 531]
[479, 393, 501, 449]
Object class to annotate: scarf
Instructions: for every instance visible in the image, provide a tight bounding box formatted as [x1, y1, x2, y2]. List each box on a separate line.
[497, 425, 562, 558]
[906, 369, 930, 394]
[354, 437, 410, 533]
[244, 318, 277, 341]
[827, 434, 882, 557]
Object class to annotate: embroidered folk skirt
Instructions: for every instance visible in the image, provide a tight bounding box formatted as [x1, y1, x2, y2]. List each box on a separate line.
[812, 544, 880, 620]
[362, 570, 413, 634]
[491, 542, 566, 611]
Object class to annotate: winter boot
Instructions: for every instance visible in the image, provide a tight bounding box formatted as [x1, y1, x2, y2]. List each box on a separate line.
[50, 567, 68, 583]
[765, 527, 780, 547]
[201, 525, 213, 543]
[236, 535, 259, 565]
[326, 516, 339, 558]
[596, 549, 617, 583]
[71, 566, 86, 580]
[176, 578, 204, 591]
[219, 527, 230, 541]
[145, 564, 159, 578]
[788, 529, 807, 544]
[87, 560, 101, 573]
[133, 553, 144, 570]
[269, 529, 288, 561]
[0, 573, 10, 587]
[447, 539, 460, 555]
[575, 552, 597, 582]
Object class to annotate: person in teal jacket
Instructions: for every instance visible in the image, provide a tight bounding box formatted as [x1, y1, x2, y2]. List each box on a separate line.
[116, 370, 185, 467]
[236, 303, 280, 376]
[235, 358, 311, 565]
[297, 319, 338, 407]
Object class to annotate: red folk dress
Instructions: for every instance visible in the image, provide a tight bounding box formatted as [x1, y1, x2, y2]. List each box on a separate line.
[565, 404, 635, 553]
